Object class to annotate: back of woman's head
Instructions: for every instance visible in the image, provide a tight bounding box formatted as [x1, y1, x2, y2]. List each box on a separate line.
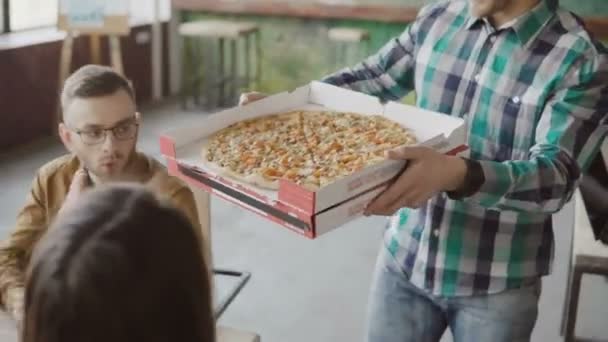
[22, 184, 215, 342]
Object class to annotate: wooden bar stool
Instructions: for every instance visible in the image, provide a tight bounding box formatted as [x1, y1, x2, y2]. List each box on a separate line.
[328, 27, 371, 71]
[179, 20, 262, 109]
[218, 326, 261, 342]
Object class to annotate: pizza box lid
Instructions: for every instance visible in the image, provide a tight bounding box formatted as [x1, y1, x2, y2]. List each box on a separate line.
[160, 81, 466, 214]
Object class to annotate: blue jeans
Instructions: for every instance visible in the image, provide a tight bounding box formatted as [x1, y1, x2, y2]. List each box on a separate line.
[367, 250, 541, 342]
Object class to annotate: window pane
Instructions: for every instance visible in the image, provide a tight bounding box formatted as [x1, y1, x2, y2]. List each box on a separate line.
[130, 0, 171, 24]
[9, 0, 58, 31]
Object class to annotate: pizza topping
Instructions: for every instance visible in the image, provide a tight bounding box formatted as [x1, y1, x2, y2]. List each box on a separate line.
[202, 110, 417, 190]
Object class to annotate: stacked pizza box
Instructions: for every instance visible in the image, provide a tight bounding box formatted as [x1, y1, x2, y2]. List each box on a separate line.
[160, 82, 468, 239]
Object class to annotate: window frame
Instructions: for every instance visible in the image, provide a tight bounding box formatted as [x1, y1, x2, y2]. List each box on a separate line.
[1, 0, 9, 33]
[1, 0, 172, 34]
[5, 0, 59, 33]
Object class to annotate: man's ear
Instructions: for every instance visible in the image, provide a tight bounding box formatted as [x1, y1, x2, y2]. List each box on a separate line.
[58, 123, 74, 153]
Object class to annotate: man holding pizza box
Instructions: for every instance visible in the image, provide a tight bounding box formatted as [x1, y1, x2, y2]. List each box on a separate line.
[241, 0, 608, 340]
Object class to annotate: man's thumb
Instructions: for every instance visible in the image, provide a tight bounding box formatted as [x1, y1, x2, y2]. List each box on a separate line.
[386, 146, 425, 160]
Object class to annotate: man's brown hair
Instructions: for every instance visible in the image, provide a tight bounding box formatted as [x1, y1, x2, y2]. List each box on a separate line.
[61, 65, 136, 114]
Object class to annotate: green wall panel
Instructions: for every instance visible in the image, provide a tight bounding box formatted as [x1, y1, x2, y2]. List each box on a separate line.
[181, 0, 605, 105]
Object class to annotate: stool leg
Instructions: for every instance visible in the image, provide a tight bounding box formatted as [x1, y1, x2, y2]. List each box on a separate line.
[255, 30, 262, 89]
[218, 38, 225, 108]
[346, 42, 353, 67]
[202, 37, 215, 109]
[198, 37, 211, 108]
[564, 268, 583, 342]
[561, 257, 574, 336]
[193, 37, 203, 106]
[336, 42, 348, 69]
[329, 38, 336, 73]
[344, 42, 350, 66]
[230, 39, 237, 105]
[180, 37, 192, 110]
[245, 33, 251, 90]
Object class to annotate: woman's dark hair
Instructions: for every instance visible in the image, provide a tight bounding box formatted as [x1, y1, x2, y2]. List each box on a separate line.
[22, 184, 215, 342]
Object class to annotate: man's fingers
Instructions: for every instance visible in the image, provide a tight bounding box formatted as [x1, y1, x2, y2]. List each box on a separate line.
[364, 194, 398, 216]
[366, 188, 430, 216]
[239, 92, 267, 106]
[388, 191, 421, 212]
[74, 169, 88, 178]
[365, 165, 434, 215]
[74, 169, 89, 181]
[364, 188, 399, 216]
[371, 207, 396, 217]
[386, 146, 427, 160]
[70, 169, 90, 190]
[366, 166, 418, 214]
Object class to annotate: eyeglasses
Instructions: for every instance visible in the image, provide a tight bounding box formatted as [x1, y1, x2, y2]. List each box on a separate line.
[71, 120, 139, 145]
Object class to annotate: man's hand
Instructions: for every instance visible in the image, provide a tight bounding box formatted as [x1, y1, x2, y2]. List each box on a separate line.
[364, 147, 468, 216]
[239, 92, 267, 106]
[59, 168, 90, 215]
[6, 287, 24, 330]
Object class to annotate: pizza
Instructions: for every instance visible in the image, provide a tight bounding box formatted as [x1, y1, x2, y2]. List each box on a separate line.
[201, 110, 417, 190]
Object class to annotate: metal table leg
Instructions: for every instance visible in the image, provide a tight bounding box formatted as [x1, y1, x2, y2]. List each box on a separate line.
[213, 268, 252, 319]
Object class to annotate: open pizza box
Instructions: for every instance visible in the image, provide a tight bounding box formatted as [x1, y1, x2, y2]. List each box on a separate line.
[160, 81, 468, 239]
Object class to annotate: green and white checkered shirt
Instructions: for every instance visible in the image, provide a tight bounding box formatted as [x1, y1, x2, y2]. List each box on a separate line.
[324, 0, 608, 295]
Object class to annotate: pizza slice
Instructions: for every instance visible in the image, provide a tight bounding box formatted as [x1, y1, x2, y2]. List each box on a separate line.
[301, 111, 418, 187]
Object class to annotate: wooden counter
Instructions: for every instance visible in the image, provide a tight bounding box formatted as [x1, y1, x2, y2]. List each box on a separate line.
[173, 1, 424, 24]
[172, 1, 608, 37]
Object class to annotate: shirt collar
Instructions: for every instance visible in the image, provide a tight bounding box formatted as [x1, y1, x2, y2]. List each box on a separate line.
[465, 0, 555, 46]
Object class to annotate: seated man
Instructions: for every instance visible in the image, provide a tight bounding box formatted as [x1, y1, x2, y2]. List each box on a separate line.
[0, 65, 200, 325]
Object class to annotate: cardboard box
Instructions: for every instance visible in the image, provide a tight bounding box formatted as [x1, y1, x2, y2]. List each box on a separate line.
[160, 82, 468, 238]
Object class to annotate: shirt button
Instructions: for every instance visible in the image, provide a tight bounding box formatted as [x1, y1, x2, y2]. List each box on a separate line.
[512, 96, 521, 104]
[433, 229, 440, 237]
[490, 35, 497, 43]
[474, 74, 481, 83]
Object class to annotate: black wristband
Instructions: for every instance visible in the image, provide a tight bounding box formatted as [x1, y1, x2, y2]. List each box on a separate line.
[446, 158, 485, 200]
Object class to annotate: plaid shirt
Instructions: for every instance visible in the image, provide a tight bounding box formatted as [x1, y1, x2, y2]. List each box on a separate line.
[324, 0, 608, 296]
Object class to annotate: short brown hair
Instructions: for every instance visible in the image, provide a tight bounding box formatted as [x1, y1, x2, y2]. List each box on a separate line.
[61, 64, 136, 112]
[23, 184, 215, 342]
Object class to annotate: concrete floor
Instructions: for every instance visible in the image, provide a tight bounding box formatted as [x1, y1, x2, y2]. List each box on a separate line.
[0, 102, 606, 342]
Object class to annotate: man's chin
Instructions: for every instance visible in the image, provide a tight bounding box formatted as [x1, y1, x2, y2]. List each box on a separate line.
[469, 6, 485, 17]
[468, 0, 490, 17]
[92, 166, 126, 182]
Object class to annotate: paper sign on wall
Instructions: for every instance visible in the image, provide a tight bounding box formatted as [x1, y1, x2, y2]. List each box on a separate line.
[58, 0, 130, 35]
[66, 0, 105, 28]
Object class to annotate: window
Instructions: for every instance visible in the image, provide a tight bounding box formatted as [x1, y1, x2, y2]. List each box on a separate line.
[3, 0, 170, 32]
[9, 0, 58, 31]
[129, 0, 171, 25]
